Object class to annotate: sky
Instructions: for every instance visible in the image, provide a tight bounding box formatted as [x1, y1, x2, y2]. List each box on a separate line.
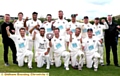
[0, 0, 120, 20]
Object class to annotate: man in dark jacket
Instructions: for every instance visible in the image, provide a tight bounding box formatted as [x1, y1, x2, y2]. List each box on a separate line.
[1, 14, 17, 66]
[104, 15, 120, 67]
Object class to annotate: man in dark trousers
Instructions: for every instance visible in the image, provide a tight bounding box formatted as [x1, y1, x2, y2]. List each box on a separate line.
[1, 14, 17, 66]
[104, 15, 120, 67]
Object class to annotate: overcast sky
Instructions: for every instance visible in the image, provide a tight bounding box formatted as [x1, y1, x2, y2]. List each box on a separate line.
[0, 0, 120, 20]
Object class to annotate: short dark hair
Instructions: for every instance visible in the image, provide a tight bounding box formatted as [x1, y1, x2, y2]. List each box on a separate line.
[84, 16, 88, 19]
[40, 27, 45, 31]
[32, 12, 38, 15]
[47, 14, 52, 17]
[95, 17, 99, 20]
[87, 28, 93, 32]
[54, 28, 60, 31]
[19, 27, 26, 31]
[5, 14, 10, 16]
[58, 10, 63, 13]
[71, 14, 77, 18]
[18, 12, 23, 16]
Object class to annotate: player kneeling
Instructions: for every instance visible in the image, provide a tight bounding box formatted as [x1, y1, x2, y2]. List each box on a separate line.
[69, 28, 84, 70]
[6, 27, 33, 69]
[31, 27, 50, 69]
[49, 28, 70, 70]
[82, 28, 102, 71]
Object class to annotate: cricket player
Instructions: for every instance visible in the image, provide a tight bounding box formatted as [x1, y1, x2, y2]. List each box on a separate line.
[49, 28, 70, 70]
[92, 17, 109, 66]
[82, 28, 102, 71]
[42, 14, 54, 65]
[80, 16, 93, 65]
[53, 10, 68, 36]
[81, 16, 93, 39]
[30, 27, 50, 69]
[6, 27, 33, 69]
[66, 14, 81, 33]
[69, 28, 84, 70]
[14, 12, 24, 35]
[25, 12, 42, 62]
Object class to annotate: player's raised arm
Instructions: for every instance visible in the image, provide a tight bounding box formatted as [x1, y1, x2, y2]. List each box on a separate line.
[32, 31, 36, 40]
[101, 19, 109, 29]
[29, 24, 39, 34]
[6, 26, 10, 36]
[24, 17, 29, 30]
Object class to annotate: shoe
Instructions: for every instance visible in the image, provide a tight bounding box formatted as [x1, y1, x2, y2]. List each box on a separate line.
[100, 63, 104, 66]
[106, 63, 110, 66]
[64, 66, 69, 70]
[94, 68, 97, 71]
[13, 61, 18, 65]
[5, 62, 9, 66]
[78, 65, 82, 71]
[72, 65, 78, 69]
[46, 67, 50, 70]
[115, 64, 120, 67]
[28, 66, 32, 69]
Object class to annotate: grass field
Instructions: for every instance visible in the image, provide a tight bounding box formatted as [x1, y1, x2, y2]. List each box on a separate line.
[0, 35, 120, 76]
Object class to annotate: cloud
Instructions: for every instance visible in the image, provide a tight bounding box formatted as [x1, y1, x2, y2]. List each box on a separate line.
[84, 0, 112, 5]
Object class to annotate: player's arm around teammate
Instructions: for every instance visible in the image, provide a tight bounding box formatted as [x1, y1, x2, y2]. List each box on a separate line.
[6, 26, 33, 69]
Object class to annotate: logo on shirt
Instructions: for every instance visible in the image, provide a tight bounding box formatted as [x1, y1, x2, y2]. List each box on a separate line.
[54, 39, 56, 42]
[18, 38, 20, 40]
[31, 22, 33, 24]
[60, 38, 62, 41]
[87, 41, 89, 43]
[77, 39, 80, 41]
[63, 22, 65, 24]
[44, 40, 46, 42]
[23, 39, 26, 41]
[58, 22, 59, 24]
[93, 40, 96, 42]
[38, 43, 45, 49]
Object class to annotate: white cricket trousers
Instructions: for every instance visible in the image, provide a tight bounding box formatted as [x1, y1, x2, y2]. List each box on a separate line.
[85, 51, 100, 69]
[70, 50, 84, 67]
[54, 51, 70, 68]
[36, 52, 50, 68]
[49, 47, 54, 62]
[98, 45, 104, 63]
[17, 50, 33, 68]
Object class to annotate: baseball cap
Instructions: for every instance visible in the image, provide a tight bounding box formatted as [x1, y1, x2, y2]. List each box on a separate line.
[87, 28, 93, 32]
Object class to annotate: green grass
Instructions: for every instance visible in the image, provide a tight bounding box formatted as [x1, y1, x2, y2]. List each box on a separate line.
[0, 35, 120, 76]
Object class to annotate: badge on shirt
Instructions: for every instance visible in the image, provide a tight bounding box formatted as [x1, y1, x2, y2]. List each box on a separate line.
[72, 43, 77, 48]
[71, 29, 75, 33]
[83, 29, 87, 33]
[19, 43, 25, 48]
[89, 45, 94, 50]
[63, 22, 65, 24]
[47, 28, 52, 32]
[58, 25, 63, 30]
[56, 43, 62, 49]
[95, 30, 101, 35]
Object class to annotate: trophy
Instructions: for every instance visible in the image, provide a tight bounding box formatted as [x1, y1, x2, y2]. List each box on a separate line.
[46, 33, 54, 41]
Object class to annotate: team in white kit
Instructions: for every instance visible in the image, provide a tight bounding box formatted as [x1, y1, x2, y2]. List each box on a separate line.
[5, 10, 109, 71]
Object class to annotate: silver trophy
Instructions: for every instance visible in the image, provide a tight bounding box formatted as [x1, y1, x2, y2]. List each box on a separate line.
[46, 33, 54, 40]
